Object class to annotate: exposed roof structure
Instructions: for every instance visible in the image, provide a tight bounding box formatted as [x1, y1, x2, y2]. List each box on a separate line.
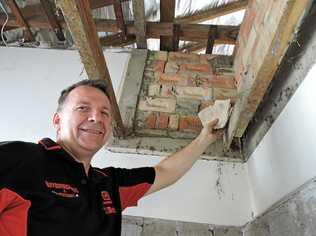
[0, 0, 311, 158]
[0, 0, 245, 53]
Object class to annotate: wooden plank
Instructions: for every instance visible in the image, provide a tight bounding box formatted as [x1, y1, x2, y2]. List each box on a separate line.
[0, 14, 239, 44]
[226, 0, 311, 148]
[160, 0, 175, 51]
[175, 0, 248, 24]
[100, 32, 135, 46]
[113, 0, 126, 37]
[90, 0, 129, 9]
[39, 0, 65, 41]
[4, 0, 34, 41]
[56, 0, 125, 137]
[179, 42, 205, 53]
[172, 24, 180, 51]
[132, 0, 146, 49]
[206, 26, 217, 54]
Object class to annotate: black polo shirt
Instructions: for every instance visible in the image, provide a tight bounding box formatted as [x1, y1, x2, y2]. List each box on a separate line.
[0, 138, 155, 236]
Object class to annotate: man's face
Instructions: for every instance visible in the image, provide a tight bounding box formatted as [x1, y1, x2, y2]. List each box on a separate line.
[53, 85, 112, 157]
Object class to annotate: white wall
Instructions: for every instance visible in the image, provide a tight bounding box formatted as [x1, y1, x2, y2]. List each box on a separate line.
[247, 64, 316, 217]
[0, 47, 252, 226]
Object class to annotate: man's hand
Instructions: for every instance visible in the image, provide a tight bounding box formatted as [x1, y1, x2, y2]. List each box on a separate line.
[196, 119, 224, 147]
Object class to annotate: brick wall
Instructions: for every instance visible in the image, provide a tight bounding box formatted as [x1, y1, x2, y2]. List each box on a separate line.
[234, 0, 289, 87]
[135, 51, 237, 139]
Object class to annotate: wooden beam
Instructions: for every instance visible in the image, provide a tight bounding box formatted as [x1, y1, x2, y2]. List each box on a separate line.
[160, 0, 175, 51]
[113, 0, 126, 38]
[56, 0, 125, 137]
[226, 0, 311, 147]
[172, 24, 180, 51]
[146, 22, 238, 44]
[39, 0, 65, 41]
[132, 0, 146, 49]
[100, 32, 135, 47]
[4, 0, 34, 41]
[175, 0, 248, 24]
[179, 42, 205, 53]
[90, 0, 129, 9]
[0, 14, 239, 44]
[206, 25, 217, 54]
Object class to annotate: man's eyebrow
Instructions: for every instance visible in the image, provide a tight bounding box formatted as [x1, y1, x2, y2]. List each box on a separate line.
[76, 101, 90, 105]
[101, 107, 111, 111]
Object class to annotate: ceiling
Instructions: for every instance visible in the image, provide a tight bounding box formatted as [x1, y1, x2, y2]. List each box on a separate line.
[0, 0, 311, 156]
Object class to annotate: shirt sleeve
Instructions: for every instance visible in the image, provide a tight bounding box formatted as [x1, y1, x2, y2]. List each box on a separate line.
[0, 141, 34, 189]
[112, 167, 156, 211]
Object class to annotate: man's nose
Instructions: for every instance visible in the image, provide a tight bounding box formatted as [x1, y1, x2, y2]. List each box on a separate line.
[88, 110, 102, 122]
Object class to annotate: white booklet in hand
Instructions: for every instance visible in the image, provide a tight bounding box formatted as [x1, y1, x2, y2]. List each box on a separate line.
[198, 99, 231, 129]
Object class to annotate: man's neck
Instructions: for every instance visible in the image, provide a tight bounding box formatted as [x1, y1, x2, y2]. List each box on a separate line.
[57, 140, 93, 176]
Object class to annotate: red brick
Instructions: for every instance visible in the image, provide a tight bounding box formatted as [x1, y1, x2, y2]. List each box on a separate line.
[156, 113, 169, 129]
[158, 72, 185, 85]
[168, 52, 200, 62]
[145, 113, 157, 129]
[153, 60, 165, 73]
[155, 51, 168, 61]
[200, 54, 216, 64]
[180, 63, 212, 73]
[179, 116, 203, 133]
[198, 75, 236, 89]
[160, 85, 175, 97]
[168, 114, 179, 130]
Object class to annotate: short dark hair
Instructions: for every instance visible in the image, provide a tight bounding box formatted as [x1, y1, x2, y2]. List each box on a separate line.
[57, 79, 110, 111]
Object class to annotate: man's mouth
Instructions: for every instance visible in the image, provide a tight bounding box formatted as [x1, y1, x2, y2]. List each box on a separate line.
[79, 128, 104, 135]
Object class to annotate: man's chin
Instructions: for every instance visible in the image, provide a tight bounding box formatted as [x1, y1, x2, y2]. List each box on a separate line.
[79, 141, 104, 153]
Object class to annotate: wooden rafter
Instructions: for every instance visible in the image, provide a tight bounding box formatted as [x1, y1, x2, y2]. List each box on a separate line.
[175, 0, 248, 24]
[160, 0, 175, 51]
[39, 0, 65, 41]
[90, 0, 129, 9]
[132, 0, 146, 49]
[100, 33, 135, 47]
[113, 0, 126, 38]
[206, 26, 217, 54]
[172, 24, 180, 51]
[179, 42, 205, 53]
[4, 0, 34, 41]
[0, 15, 239, 44]
[226, 0, 311, 147]
[56, 0, 125, 137]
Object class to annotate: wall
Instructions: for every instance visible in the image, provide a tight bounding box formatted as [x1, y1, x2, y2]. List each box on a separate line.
[0, 46, 252, 226]
[246, 64, 316, 217]
[121, 215, 242, 236]
[243, 178, 316, 236]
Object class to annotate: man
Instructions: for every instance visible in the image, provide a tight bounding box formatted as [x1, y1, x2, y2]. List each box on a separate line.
[0, 79, 222, 236]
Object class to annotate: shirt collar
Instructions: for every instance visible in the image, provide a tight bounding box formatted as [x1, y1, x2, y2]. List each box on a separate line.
[38, 138, 62, 151]
[38, 138, 93, 177]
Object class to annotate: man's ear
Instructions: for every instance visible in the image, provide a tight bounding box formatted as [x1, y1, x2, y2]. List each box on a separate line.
[53, 112, 61, 131]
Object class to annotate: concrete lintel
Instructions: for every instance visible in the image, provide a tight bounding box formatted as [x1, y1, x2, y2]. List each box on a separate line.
[117, 49, 148, 129]
[107, 136, 243, 162]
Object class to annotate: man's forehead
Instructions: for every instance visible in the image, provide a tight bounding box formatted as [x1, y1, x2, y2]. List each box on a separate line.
[67, 86, 111, 106]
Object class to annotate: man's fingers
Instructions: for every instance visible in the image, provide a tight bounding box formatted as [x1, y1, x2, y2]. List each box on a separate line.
[208, 118, 219, 129]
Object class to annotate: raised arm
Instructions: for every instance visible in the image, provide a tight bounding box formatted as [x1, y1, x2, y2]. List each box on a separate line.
[145, 119, 222, 196]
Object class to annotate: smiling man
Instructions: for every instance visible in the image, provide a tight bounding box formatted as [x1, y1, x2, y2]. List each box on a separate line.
[0, 79, 222, 236]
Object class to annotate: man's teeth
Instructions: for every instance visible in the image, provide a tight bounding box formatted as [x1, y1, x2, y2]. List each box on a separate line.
[81, 128, 103, 134]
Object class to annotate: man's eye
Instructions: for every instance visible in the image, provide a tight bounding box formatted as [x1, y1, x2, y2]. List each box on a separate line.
[101, 111, 110, 117]
[77, 106, 88, 111]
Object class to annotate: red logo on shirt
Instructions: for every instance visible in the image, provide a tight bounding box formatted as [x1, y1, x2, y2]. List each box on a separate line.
[101, 191, 116, 214]
[45, 181, 79, 198]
